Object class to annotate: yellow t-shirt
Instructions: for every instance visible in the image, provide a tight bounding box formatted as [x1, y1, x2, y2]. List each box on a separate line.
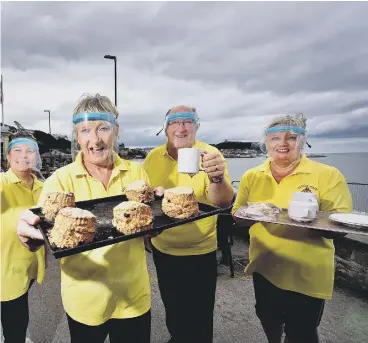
[39, 152, 150, 325]
[1, 169, 45, 301]
[232, 154, 352, 300]
[143, 140, 232, 256]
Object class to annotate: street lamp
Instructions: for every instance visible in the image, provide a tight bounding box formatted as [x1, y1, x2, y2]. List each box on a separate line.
[44, 110, 51, 134]
[104, 54, 117, 107]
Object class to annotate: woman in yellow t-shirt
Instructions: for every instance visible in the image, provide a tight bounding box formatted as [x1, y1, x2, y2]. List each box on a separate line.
[144, 105, 234, 343]
[232, 114, 352, 343]
[16, 94, 151, 343]
[1, 133, 45, 342]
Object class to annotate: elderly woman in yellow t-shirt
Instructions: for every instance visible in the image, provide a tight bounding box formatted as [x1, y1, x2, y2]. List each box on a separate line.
[1, 133, 45, 343]
[16, 94, 151, 343]
[232, 114, 352, 343]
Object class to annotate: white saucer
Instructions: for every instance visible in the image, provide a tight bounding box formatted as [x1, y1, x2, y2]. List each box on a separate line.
[288, 215, 315, 223]
[329, 213, 368, 228]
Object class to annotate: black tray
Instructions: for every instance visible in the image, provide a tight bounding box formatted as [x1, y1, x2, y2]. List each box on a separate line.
[31, 194, 229, 259]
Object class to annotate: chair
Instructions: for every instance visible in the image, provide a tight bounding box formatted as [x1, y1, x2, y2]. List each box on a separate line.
[217, 213, 236, 278]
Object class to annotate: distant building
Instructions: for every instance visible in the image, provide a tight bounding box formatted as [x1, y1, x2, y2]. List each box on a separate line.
[1, 124, 11, 162]
[41, 149, 72, 165]
[54, 134, 69, 140]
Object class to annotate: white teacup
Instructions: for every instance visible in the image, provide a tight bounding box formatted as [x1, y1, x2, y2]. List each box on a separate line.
[292, 192, 318, 203]
[288, 200, 318, 222]
[178, 148, 201, 174]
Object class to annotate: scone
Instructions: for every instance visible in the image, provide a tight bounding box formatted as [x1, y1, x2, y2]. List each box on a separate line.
[48, 207, 96, 248]
[162, 186, 200, 219]
[42, 191, 76, 221]
[112, 201, 153, 235]
[125, 180, 154, 203]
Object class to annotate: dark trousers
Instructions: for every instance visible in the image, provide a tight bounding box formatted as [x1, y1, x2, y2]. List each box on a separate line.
[253, 273, 325, 343]
[66, 310, 151, 343]
[1, 292, 29, 343]
[152, 247, 217, 343]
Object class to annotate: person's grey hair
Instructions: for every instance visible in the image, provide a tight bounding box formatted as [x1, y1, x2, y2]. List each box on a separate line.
[265, 113, 307, 131]
[73, 93, 119, 117]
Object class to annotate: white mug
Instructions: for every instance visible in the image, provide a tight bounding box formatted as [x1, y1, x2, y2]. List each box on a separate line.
[178, 148, 201, 174]
[288, 200, 318, 221]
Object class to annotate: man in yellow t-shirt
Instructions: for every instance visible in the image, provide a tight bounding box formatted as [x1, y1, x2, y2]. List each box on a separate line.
[143, 105, 234, 343]
[1, 134, 45, 342]
[16, 94, 151, 343]
[232, 114, 352, 343]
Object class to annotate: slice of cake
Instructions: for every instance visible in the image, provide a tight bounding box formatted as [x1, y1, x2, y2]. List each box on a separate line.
[112, 201, 153, 235]
[162, 186, 200, 219]
[48, 207, 96, 248]
[42, 191, 76, 221]
[125, 180, 154, 203]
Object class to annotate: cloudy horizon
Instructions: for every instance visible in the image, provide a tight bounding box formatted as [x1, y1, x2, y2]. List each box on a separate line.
[2, 1, 368, 153]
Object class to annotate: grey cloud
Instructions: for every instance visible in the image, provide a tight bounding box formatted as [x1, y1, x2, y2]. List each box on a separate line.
[311, 127, 368, 139]
[339, 100, 368, 113]
[2, 1, 368, 151]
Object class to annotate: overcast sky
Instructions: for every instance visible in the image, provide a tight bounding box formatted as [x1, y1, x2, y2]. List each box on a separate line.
[2, 1, 368, 152]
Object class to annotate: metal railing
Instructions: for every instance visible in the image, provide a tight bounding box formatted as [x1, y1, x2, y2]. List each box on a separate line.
[231, 181, 368, 213]
[347, 182, 368, 212]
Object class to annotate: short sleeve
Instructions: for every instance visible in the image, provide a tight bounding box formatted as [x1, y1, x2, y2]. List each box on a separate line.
[232, 173, 250, 214]
[319, 167, 352, 213]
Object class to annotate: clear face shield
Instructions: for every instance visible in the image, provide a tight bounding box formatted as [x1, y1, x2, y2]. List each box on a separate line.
[156, 112, 200, 136]
[7, 137, 42, 174]
[162, 112, 200, 149]
[263, 125, 306, 163]
[72, 112, 120, 164]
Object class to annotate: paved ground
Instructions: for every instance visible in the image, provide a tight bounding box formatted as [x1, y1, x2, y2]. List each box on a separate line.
[2, 237, 367, 343]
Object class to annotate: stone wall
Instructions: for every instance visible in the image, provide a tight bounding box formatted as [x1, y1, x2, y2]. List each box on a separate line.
[334, 236, 368, 294]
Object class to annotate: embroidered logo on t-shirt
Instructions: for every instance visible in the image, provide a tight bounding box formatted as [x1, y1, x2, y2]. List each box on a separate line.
[298, 184, 318, 193]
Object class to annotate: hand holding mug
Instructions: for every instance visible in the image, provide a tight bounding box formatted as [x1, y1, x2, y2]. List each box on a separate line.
[201, 150, 225, 183]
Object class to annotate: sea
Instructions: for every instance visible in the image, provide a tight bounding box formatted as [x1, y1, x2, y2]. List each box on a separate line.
[225, 152, 368, 184]
[136, 152, 368, 184]
[135, 152, 368, 212]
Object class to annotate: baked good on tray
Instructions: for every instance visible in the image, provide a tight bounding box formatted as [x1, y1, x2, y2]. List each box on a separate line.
[238, 202, 281, 219]
[162, 186, 200, 219]
[48, 207, 96, 248]
[125, 180, 155, 203]
[112, 201, 153, 235]
[42, 191, 76, 221]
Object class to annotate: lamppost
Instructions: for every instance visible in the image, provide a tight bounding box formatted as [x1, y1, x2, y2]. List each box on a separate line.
[44, 110, 51, 134]
[104, 55, 117, 107]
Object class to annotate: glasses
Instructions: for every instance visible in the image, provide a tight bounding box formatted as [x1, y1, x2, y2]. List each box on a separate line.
[167, 119, 196, 130]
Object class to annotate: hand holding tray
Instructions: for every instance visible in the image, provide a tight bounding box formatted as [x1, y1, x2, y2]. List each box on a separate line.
[31, 194, 229, 259]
